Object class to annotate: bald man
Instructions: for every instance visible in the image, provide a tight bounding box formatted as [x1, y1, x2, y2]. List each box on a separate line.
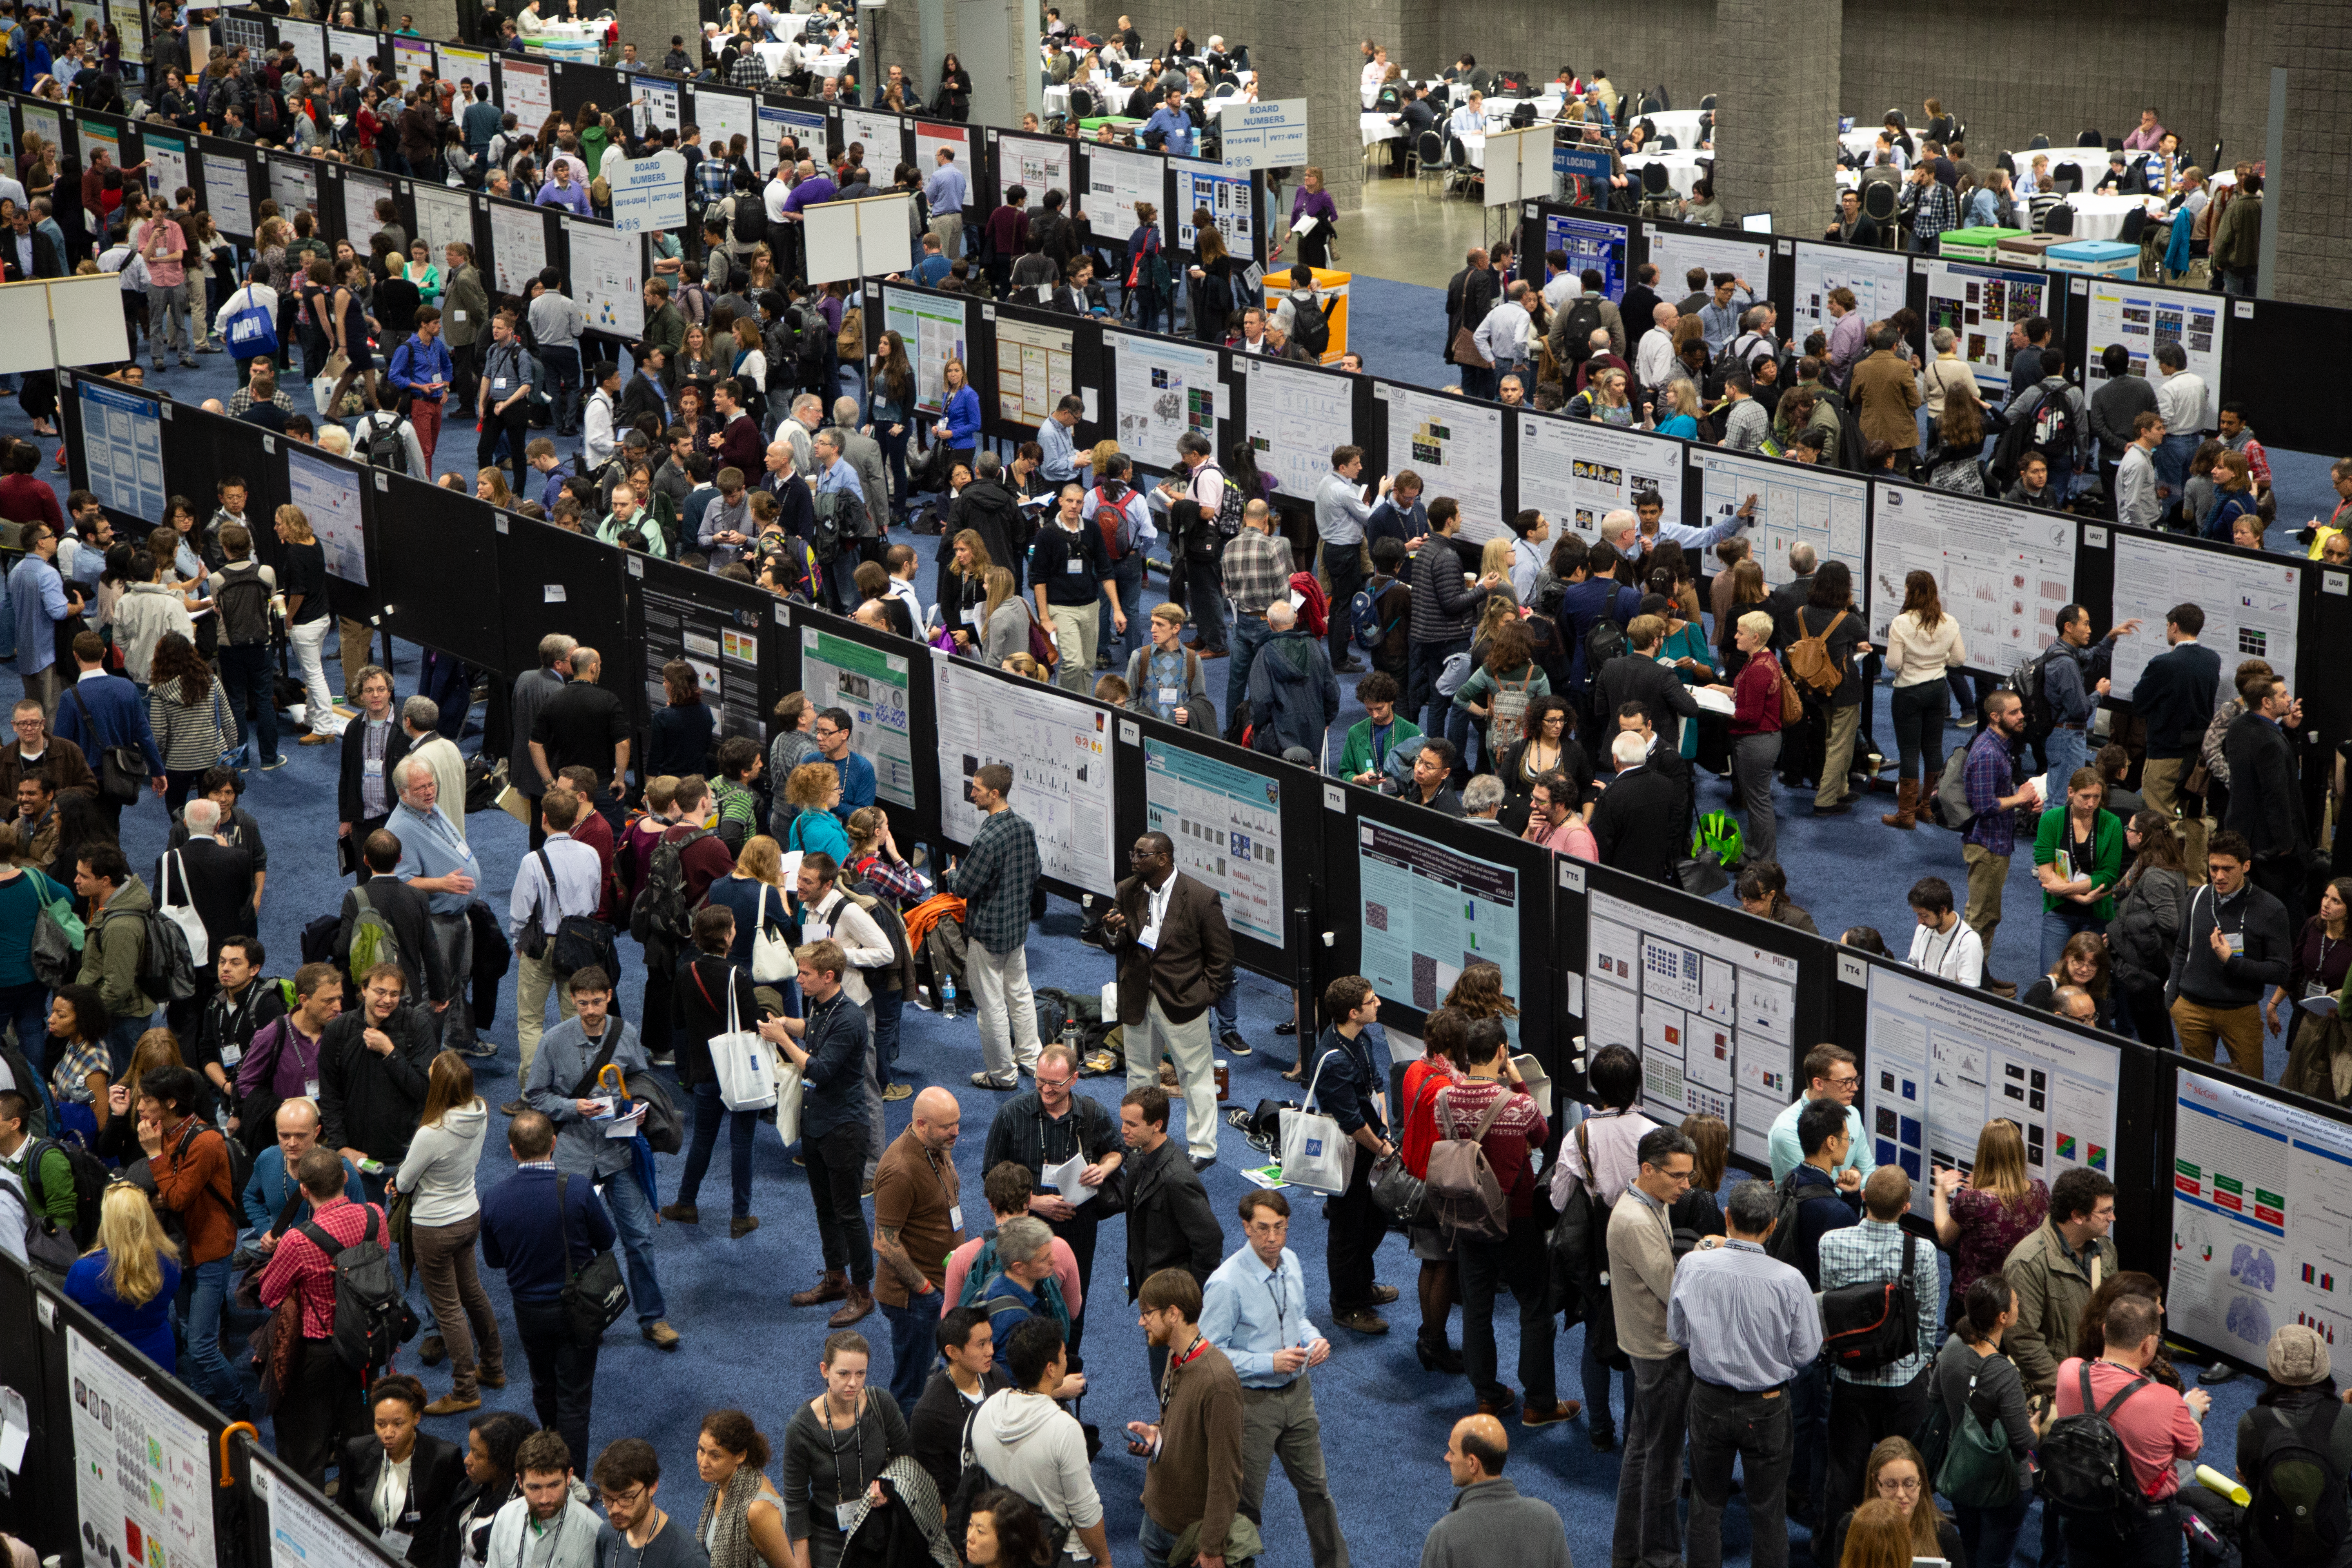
[873, 1085, 966, 1412]
[1422, 1416, 1569, 1568]
[1635, 301, 1680, 394]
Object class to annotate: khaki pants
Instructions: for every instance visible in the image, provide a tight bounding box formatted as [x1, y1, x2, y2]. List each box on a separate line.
[1125, 993, 1217, 1162]
[2141, 757, 2208, 885]
[1962, 844, 2007, 956]
[1047, 602, 1097, 694]
[1816, 701, 1861, 808]
[2172, 996, 2264, 1074]
[514, 948, 577, 1079]
[339, 617, 374, 701]
[927, 212, 962, 263]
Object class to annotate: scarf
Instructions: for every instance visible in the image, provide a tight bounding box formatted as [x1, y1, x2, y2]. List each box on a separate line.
[694, 1462, 765, 1568]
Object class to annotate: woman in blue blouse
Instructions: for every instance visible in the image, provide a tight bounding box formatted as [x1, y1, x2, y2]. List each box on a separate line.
[938, 356, 982, 480]
[64, 1185, 181, 1370]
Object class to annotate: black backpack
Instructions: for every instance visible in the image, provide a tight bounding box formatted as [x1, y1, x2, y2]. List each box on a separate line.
[212, 560, 274, 647]
[2246, 1400, 2352, 1568]
[629, 827, 710, 944]
[731, 194, 767, 246]
[1989, 386, 2047, 488]
[20, 1136, 109, 1268]
[525, 851, 617, 977]
[2010, 642, 2068, 744]
[1819, 1229, 1920, 1372]
[359, 411, 407, 470]
[2040, 1362, 2157, 1517]
[1289, 294, 1330, 358]
[296, 1206, 415, 1374]
[1764, 1169, 1847, 1270]
[108, 905, 198, 1005]
[1557, 296, 1603, 364]
[1581, 608, 1626, 688]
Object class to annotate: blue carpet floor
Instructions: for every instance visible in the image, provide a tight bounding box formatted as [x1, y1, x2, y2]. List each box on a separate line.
[7, 272, 2310, 1566]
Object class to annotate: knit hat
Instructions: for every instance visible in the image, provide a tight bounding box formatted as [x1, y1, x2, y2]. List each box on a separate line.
[2268, 1325, 2330, 1387]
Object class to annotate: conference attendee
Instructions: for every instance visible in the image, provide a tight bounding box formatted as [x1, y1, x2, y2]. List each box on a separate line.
[1595, 615, 1700, 760]
[1107, 832, 1233, 1169]
[1245, 602, 1340, 759]
[1764, 1043, 1872, 1185]
[1301, 973, 1396, 1336]
[964, 1316, 1109, 1566]
[1880, 570, 1965, 831]
[61, 1181, 180, 1369]
[1314, 446, 1385, 673]
[684, 1411, 785, 1568]
[529, 647, 630, 811]
[338, 831, 445, 1013]
[1905, 877, 1985, 988]
[1847, 325, 1922, 460]
[2034, 767, 2125, 973]
[1998, 1165, 2118, 1399]
[507, 790, 605, 1081]
[1669, 1177, 1820, 1568]
[2224, 666, 2310, 918]
[980, 1044, 1121, 1361]
[1520, 771, 1596, 860]
[588, 1438, 696, 1568]
[508, 636, 576, 849]
[766, 941, 876, 1328]
[1816, 1168, 1943, 1510]
[258, 1145, 390, 1486]
[1590, 731, 1683, 884]
[1608, 1128, 1696, 1568]
[1118, 1086, 1223, 1384]
[870, 1085, 964, 1413]
[318, 957, 436, 1207]
[9, 525, 80, 714]
[388, 756, 484, 1058]
[910, 1306, 1008, 1499]
[1931, 1274, 2038, 1568]
[938, 764, 1042, 1090]
[485, 1430, 601, 1568]
[2036, 604, 2138, 802]
[779, 1331, 912, 1568]
[1125, 1267, 1246, 1568]
[0, 697, 94, 800]
[479, 1111, 616, 1476]
[1961, 691, 2040, 996]
[2116, 411, 2165, 531]
[2049, 1295, 2213, 1561]
[2131, 606, 2217, 890]
[338, 1375, 466, 1566]
[2167, 829, 2291, 1076]
[1421, 1414, 1568, 1568]
[1390, 741, 1463, 817]
[519, 967, 679, 1351]
[394, 1050, 503, 1414]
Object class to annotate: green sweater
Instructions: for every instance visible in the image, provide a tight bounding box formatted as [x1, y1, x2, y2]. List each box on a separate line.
[1337, 715, 1421, 780]
[2, 1140, 76, 1229]
[2032, 804, 2124, 920]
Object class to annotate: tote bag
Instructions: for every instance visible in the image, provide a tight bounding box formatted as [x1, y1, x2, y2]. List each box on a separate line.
[749, 883, 793, 984]
[1278, 1049, 1356, 1195]
[223, 289, 278, 356]
[697, 964, 780, 1112]
[159, 851, 210, 966]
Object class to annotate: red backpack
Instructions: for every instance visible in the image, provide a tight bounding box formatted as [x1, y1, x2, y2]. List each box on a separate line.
[1289, 571, 1330, 637]
[1090, 481, 1134, 561]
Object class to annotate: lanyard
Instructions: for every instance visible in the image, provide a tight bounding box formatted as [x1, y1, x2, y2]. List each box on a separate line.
[1035, 1106, 1080, 1165]
[1260, 1265, 1290, 1353]
[516, 1506, 568, 1568]
[820, 1397, 867, 1508]
[1158, 1332, 1209, 1413]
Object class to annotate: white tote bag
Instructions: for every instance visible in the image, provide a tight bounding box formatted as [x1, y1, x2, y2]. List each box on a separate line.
[774, 1053, 805, 1146]
[159, 851, 210, 967]
[705, 967, 781, 1112]
[1278, 1049, 1356, 1196]
[750, 883, 794, 984]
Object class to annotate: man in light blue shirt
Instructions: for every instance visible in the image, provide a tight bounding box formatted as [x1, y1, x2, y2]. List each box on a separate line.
[1695, 274, 1755, 356]
[1669, 1178, 1820, 1568]
[923, 148, 969, 263]
[1199, 1190, 1348, 1568]
[388, 755, 484, 1056]
[1038, 394, 1088, 484]
[1815, 1167, 1944, 1515]
[1626, 489, 1755, 558]
[814, 428, 867, 609]
[1314, 445, 1389, 673]
[1142, 89, 1192, 156]
[1446, 89, 1486, 145]
[1764, 1042, 1875, 1186]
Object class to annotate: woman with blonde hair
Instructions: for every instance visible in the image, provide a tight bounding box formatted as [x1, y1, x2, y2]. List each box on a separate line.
[63, 1184, 180, 1368]
[475, 468, 512, 507]
[702, 833, 791, 970]
[1930, 1116, 2049, 1322]
[781, 764, 851, 861]
[980, 564, 1032, 666]
[933, 529, 994, 649]
[1882, 568, 1965, 829]
[274, 504, 343, 742]
[393, 1051, 503, 1412]
[1825, 1442, 1961, 1566]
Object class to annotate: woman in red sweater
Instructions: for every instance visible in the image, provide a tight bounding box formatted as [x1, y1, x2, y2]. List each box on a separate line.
[1399, 1004, 1468, 1375]
[1728, 608, 1786, 868]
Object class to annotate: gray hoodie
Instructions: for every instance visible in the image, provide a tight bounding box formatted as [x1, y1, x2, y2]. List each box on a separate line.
[966, 1389, 1102, 1531]
[394, 1098, 489, 1227]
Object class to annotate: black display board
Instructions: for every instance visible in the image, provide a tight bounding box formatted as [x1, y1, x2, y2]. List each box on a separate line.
[491, 513, 632, 682]
[550, 58, 633, 125]
[629, 552, 782, 735]
[2216, 296, 2352, 459]
[377, 479, 508, 668]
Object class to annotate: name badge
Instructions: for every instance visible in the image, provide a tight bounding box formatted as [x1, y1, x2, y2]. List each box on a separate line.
[948, 1203, 962, 1231]
[492, 376, 509, 391]
[1158, 686, 1180, 706]
[1065, 557, 1083, 575]
[304, 1078, 320, 1098]
[2226, 933, 2246, 958]
[804, 920, 830, 942]
[362, 756, 384, 777]
[379, 1530, 411, 1556]
[220, 1043, 242, 1067]
[834, 1504, 859, 1531]
[964, 605, 982, 626]
[2308, 981, 2332, 1000]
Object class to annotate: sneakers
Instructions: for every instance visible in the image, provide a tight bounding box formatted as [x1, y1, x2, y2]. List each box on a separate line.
[641, 1321, 682, 1350]
[881, 1082, 913, 1101]
[1218, 1028, 1252, 1058]
[257, 755, 288, 771]
[970, 1071, 1017, 1090]
[1332, 1306, 1388, 1334]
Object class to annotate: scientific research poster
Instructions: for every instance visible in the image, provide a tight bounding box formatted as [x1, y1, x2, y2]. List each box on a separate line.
[411, 185, 476, 263]
[1691, 446, 1865, 589]
[252, 1461, 380, 1568]
[572, 227, 645, 339]
[1107, 330, 1223, 472]
[287, 446, 367, 586]
[1243, 358, 1352, 504]
[1864, 966, 2120, 1205]
[78, 379, 164, 524]
[1788, 243, 1909, 356]
[1173, 159, 1252, 257]
[999, 133, 1074, 207]
[199, 153, 252, 238]
[392, 36, 433, 89]
[800, 626, 915, 808]
[140, 131, 187, 208]
[992, 313, 1074, 427]
[488, 205, 546, 297]
[327, 27, 376, 69]
[1542, 211, 1630, 300]
[2085, 280, 2224, 430]
[1924, 260, 2049, 394]
[437, 44, 492, 91]
[341, 171, 395, 254]
[1642, 229, 1770, 305]
[277, 20, 325, 77]
[882, 286, 969, 413]
[1144, 739, 1283, 947]
[1513, 413, 1684, 539]
[67, 1326, 217, 1568]
[1865, 483, 2075, 669]
[1358, 818, 1521, 1039]
[695, 89, 755, 169]
[914, 121, 966, 172]
[2107, 531, 2299, 702]
[1083, 146, 1169, 251]
[933, 659, 1114, 893]
[1383, 384, 1504, 541]
[497, 57, 552, 128]
[638, 581, 762, 738]
[2170, 1071, 2352, 1359]
[1586, 888, 1800, 1158]
[840, 109, 906, 163]
[269, 159, 317, 220]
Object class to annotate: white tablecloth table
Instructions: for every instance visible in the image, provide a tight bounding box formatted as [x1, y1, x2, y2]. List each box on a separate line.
[1624, 150, 1710, 196]
[1639, 109, 1707, 143]
[2010, 146, 2144, 190]
[1838, 128, 1880, 158]
[2056, 193, 2160, 243]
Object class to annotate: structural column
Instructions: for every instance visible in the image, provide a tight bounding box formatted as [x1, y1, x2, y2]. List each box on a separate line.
[1709, 0, 1838, 236]
[2257, 0, 2345, 304]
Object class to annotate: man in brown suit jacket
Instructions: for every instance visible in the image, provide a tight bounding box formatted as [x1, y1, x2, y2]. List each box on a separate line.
[1846, 322, 1924, 458]
[1106, 831, 1234, 1169]
[0, 699, 97, 801]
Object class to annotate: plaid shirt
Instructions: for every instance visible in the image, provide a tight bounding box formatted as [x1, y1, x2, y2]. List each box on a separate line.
[697, 156, 737, 207]
[728, 52, 769, 90]
[227, 387, 295, 418]
[1911, 178, 1958, 244]
[1962, 724, 2022, 856]
[256, 1196, 384, 1339]
[939, 807, 1039, 955]
[1223, 528, 1294, 618]
[1816, 1217, 1942, 1386]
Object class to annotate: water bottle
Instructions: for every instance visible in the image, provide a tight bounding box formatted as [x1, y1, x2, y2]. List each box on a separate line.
[941, 974, 959, 1019]
[1060, 1014, 1082, 1053]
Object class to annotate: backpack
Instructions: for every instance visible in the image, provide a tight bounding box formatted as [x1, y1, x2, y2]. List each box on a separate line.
[2011, 642, 2067, 744]
[1288, 293, 1330, 358]
[296, 1207, 414, 1374]
[1764, 1169, 1847, 1268]
[1194, 464, 1246, 540]
[2245, 1400, 2352, 1568]
[1819, 1229, 1920, 1372]
[1557, 296, 1603, 364]
[1351, 573, 1403, 653]
[1784, 608, 1847, 698]
[1581, 607, 1626, 686]
[629, 827, 710, 944]
[213, 560, 274, 647]
[1988, 388, 2044, 488]
[730, 194, 767, 245]
[1488, 671, 1535, 747]
[1931, 742, 1980, 831]
[346, 886, 401, 980]
[20, 1136, 109, 1267]
[1424, 1085, 1510, 1241]
[109, 906, 197, 1005]
[2029, 383, 2079, 468]
[2038, 1361, 2157, 1518]
[530, 851, 617, 977]
[1091, 483, 1135, 561]
[359, 411, 406, 471]
[810, 492, 848, 566]
[144, 1116, 249, 1258]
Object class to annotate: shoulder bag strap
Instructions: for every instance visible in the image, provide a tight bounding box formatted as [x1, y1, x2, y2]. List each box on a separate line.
[533, 849, 558, 920]
[554, 1171, 575, 1275]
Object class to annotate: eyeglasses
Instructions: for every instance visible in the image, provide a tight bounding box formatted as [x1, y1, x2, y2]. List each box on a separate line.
[597, 1485, 645, 1510]
[1878, 1476, 1922, 1495]
[1826, 1072, 1860, 1088]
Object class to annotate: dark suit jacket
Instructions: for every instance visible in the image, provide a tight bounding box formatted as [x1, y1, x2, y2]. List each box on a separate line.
[1767, 573, 1816, 649]
[618, 373, 670, 430]
[1619, 283, 1664, 341]
[336, 873, 450, 1002]
[0, 227, 62, 282]
[338, 719, 415, 827]
[1121, 1136, 1223, 1301]
[2223, 711, 2305, 860]
[1590, 763, 1683, 883]
[159, 838, 256, 947]
[1597, 653, 1703, 753]
[1108, 871, 1233, 1026]
[2134, 642, 2221, 761]
[337, 1430, 466, 1567]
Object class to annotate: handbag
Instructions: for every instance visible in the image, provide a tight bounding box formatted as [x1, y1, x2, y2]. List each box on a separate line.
[1450, 325, 1491, 369]
[749, 883, 793, 984]
[1277, 1049, 1355, 1196]
[555, 1172, 629, 1346]
[1022, 599, 1060, 668]
[1369, 1071, 1439, 1224]
[223, 288, 279, 356]
[1934, 1363, 2022, 1508]
[695, 962, 780, 1112]
[67, 688, 145, 804]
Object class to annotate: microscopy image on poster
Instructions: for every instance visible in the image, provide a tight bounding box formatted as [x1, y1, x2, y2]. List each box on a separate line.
[1924, 260, 2050, 393]
[2108, 531, 2299, 703]
[1542, 211, 1629, 301]
[1358, 817, 1521, 1040]
[67, 1327, 217, 1568]
[2086, 279, 2224, 431]
[1145, 739, 1283, 947]
[934, 661, 1114, 893]
[1514, 414, 1684, 539]
[801, 627, 914, 808]
[1107, 330, 1223, 472]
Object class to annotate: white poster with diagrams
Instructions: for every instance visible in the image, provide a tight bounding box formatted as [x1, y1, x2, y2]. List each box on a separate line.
[998, 132, 1073, 206]
[18, 102, 60, 167]
[488, 204, 547, 297]
[1144, 738, 1283, 947]
[251, 1461, 380, 1568]
[839, 109, 905, 164]
[1864, 966, 2120, 1207]
[1641, 227, 1770, 303]
[437, 44, 493, 92]
[66, 1326, 217, 1568]
[1083, 146, 1169, 251]
[199, 151, 252, 238]
[1691, 446, 1866, 588]
[341, 171, 394, 251]
[2085, 279, 2223, 430]
[2107, 530, 2299, 703]
[1788, 242, 1909, 355]
[638, 79, 681, 138]
[497, 57, 552, 128]
[695, 89, 755, 167]
[411, 184, 476, 261]
[269, 159, 317, 220]
[140, 130, 187, 206]
[571, 226, 644, 338]
[933, 658, 1114, 893]
[1106, 329, 1224, 472]
[990, 309, 1073, 427]
[327, 26, 377, 69]
[278, 20, 326, 77]
[287, 446, 367, 585]
[1359, 818, 1523, 1042]
[1514, 413, 1685, 540]
[1172, 158, 1251, 256]
[880, 285, 968, 413]
[1586, 887, 1800, 1161]
[1924, 259, 2051, 394]
[2170, 1070, 2352, 1361]
[1243, 357, 1351, 504]
[800, 626, 915, 808]
[1866, 482, 2076, 669]
[1383, 384, 1504, 541]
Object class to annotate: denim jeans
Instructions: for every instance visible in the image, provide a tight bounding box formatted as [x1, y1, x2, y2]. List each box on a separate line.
[1954, 1492, 2030, 1568]
[2041, 903, 2108, 976]
[680, 1079, 756, 1218]
[539, 345, 582, 434]
[176, 1254, 244, 1414]
[1686, 1380, 1792, 1568]
[2043, 723, 2087, 805]
[0, 980, 50, 1075]
[878, 1289, 942, 1415]
[1100, 553, 1144, 669]
[1580, 1333, 1624, 1437]
[804, 1123, 873, 1283]
[872, 991, 904, 1079]
[1225, 614, 1272, 728]
[598, 1166, 668, 1324]
[218, 643, 279, 763]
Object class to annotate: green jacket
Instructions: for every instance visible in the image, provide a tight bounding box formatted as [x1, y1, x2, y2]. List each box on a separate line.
[79, 876, 156, 1025]
[642, 300, 687, 363]
[2000, 1216, 2119, 1396]
[2032, 804, 2124, 920]
[441, 265, 491, 349]
[2, 1140, 75, 1229]
[1337, 715, 1421, 780]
